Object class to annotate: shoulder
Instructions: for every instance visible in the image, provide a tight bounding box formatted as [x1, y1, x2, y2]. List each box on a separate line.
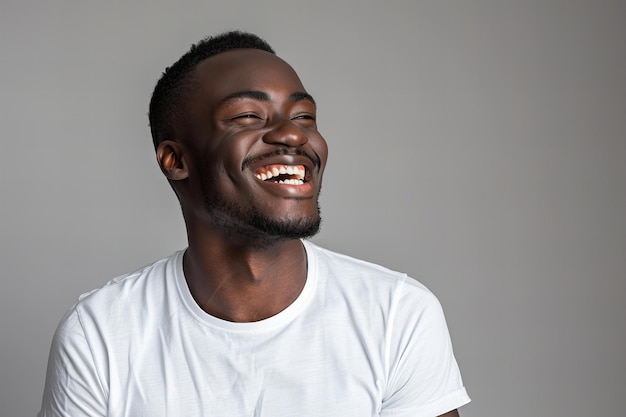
[76, 251, 181, 311]
[303, 240, 444, 332]
[304, 240, 435, 303]
[48, 251, 184, 374]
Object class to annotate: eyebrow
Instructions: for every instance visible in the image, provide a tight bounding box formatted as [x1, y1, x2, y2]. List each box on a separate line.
[218, 90, 316, 107]
[288, 91, 316, 105]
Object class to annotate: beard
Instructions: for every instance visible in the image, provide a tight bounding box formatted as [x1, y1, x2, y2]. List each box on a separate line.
[200, 176, 322, 248]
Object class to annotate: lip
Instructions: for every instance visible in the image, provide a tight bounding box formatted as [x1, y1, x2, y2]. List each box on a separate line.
[245, 153, 319, 198]
[247, 153, 317, 179]
[245, 150, 318, 172]
[256, 178, 315, 198]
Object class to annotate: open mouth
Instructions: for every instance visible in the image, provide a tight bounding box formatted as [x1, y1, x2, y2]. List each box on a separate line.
[254, 164, 307, 185]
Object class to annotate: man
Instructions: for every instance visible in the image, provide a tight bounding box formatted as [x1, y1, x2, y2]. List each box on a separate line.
[39, 31, 470, 416]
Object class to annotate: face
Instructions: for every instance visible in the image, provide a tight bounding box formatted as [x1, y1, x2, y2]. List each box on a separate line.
[178, 49, 328, 245]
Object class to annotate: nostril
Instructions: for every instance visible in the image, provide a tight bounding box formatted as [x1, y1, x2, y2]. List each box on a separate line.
[262, 121, 308, 146]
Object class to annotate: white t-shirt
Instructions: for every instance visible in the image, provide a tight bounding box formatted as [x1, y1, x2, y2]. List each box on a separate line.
[39, 240, 470, 416]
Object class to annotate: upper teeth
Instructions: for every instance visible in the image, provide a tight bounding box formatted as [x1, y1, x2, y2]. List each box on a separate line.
[255, 164, 306, 184]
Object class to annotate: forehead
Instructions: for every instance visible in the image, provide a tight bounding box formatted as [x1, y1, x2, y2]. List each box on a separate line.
[192, 49, 306, 100]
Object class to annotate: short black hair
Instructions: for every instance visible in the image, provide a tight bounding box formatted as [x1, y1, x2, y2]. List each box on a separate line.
[148, 30, 275, 149]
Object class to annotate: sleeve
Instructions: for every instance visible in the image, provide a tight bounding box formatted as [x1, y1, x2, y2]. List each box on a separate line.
[38, 306, 108, 417]
[380, 279, 471, 417]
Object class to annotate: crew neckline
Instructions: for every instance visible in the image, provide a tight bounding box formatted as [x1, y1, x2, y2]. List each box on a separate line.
[174, 239, 318, 333]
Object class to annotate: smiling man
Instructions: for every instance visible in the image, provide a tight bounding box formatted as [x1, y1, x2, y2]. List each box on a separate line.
[39, 31, 470, 417]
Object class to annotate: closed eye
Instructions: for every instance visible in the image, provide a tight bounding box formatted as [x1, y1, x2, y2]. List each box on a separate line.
[292, 114, 315, 120]
[292, 114, 317, 129]
[233, 113, 262, 120]
[230, 113, 264, 126]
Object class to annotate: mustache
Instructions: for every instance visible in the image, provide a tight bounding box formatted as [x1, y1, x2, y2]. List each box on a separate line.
[242, 148, 321, 170]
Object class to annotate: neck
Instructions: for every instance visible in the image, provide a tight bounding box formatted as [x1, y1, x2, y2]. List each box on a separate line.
[183, 229, 308, 323]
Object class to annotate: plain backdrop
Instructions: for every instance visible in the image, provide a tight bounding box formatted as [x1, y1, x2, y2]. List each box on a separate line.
[1, 1, 625, 416]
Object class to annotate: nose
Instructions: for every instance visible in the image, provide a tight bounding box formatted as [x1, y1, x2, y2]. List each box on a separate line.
[262, 119, 308, 147]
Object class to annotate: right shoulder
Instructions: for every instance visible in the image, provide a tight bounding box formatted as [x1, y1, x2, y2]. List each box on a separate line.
[69, 250, 183, 326]
[39, 251, 185, 417]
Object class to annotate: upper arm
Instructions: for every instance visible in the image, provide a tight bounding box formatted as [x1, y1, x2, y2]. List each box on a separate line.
[38, 308, 107, 417]
[439, 409, 460, 417]
[380, 284, 470, 415]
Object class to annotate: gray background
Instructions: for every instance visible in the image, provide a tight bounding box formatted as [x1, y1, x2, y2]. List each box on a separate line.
[2, 1, 625, 416]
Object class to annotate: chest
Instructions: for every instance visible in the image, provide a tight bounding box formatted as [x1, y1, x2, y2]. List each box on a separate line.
[105, 315, 386, 416]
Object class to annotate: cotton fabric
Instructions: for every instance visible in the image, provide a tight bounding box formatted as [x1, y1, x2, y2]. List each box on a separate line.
[39, 240, 470, 416]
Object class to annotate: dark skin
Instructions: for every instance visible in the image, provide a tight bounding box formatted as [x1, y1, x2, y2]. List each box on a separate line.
[157, 49, 459, 416]
[158, 49, 327, 322]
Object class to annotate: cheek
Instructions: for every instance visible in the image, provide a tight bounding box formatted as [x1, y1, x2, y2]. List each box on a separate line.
[314, 134, 329, 169]
[208, 143, 255, 187]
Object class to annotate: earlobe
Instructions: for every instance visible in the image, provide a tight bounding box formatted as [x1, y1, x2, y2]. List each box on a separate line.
[156, 140, 189, 180]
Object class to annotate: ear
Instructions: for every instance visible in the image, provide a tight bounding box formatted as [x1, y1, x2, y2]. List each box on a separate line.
[156, 140, 189, 180]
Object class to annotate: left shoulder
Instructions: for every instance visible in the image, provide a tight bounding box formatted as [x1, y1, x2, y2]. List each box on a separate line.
[303, 240, 435, 301]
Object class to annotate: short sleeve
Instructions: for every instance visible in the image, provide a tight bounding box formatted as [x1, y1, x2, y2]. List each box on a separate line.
[381, 279, 470, 416]
[38, 306, 107, 417]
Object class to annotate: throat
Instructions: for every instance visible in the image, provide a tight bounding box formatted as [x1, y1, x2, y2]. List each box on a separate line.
[183, 239, 308, 322]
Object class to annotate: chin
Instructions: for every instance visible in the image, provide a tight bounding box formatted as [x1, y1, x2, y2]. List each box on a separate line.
[204, 197, 322, 246]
